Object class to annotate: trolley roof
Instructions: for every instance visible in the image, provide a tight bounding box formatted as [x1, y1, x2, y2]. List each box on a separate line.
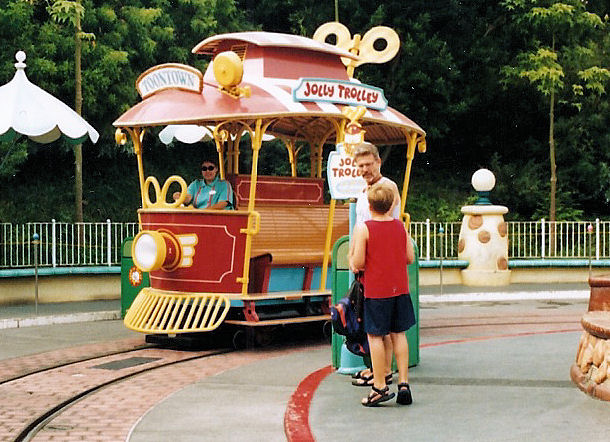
[192, 31, 359, 60]
[113, 31, 425, 145]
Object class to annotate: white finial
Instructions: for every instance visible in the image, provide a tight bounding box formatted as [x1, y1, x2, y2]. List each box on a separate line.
[471, 168, 495, 192]
[15, 51, 26, 69]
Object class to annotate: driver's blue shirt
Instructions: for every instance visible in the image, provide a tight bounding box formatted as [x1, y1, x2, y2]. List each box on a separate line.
[187, 176, 233, 210]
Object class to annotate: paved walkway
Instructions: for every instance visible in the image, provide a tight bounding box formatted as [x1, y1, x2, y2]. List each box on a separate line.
[1, 284, 609, 441]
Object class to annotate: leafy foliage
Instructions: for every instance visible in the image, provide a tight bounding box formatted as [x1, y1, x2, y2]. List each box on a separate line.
[0, 0, 609, 223]
[501, 0, 609, 222]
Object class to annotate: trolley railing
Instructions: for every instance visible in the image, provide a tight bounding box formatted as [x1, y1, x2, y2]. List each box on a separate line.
[1, 219, 608, 269]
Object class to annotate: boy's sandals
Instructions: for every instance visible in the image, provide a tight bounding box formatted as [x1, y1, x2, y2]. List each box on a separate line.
[352, 372, 393, 387]
[396, 382, 413, 405]
[362, 385, 395, 407]
[351, 369, 371, 380]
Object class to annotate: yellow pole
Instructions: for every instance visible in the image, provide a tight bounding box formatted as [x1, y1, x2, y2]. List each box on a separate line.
[309, 142, 316, 178]
[233, 131, 243, 175]
[238, 119, 264, 296]
[226, 137, 233, 175]
[285, 139, 297, 177]
[335, 119, 346, 144]
[247, 121, 263, 212]
[320, 198, 336, 291]
[317, 142, 324, 178]
[214, 136, 226, 181]
[320, 118, 345, 290]
[400, 131, 418, 227]
[127, 127, 146, 209]
[309, 140, 325, 178]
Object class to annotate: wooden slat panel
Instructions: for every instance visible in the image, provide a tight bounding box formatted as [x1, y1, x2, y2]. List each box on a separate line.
[251, 204, 348, 264]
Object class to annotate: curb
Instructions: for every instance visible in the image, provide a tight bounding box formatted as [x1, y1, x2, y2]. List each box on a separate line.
[420, 290, 589, 304]
[0, 310, 121, 330]
[0, 291, 589, 330]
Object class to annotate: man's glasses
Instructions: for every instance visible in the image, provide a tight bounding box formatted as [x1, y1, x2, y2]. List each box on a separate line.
[201, 166, 216, 171]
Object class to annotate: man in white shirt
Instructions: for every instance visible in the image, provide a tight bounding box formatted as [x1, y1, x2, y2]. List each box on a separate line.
[348, 142, 402, 386]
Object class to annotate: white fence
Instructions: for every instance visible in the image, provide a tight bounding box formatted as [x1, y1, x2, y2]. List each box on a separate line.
[507, 219, 604, 259]
[409, 220, 462, 260]
[1, 220, 139, 268]
[1, 219, 609, 269]
[410, 218, 607, 261]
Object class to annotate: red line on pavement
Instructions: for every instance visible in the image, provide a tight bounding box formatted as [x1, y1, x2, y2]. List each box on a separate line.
[284, 327, 581, 441]
[420, 328, 581, 348]
[284, 364, 333, 442]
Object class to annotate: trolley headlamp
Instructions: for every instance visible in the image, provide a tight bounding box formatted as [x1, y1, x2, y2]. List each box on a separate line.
[132, 230, 181, 272]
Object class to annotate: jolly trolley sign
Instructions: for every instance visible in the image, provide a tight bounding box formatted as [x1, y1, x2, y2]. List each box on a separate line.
[293, 78, 388, 111]
[293, 78, 387, 200]
[327, 142, 366, 200]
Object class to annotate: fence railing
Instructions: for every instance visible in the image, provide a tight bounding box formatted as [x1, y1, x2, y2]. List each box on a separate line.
[1, 220, 139, 269]
[507, 219, 603, 259]
[1, 219, 609, 269]
[409, 221, 462, 260]
[410, 218, 605, 261]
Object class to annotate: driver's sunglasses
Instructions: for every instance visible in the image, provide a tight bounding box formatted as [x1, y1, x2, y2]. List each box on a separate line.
[201, 165, 216, 171]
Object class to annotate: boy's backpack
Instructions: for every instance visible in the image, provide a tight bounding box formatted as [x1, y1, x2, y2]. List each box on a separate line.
[330, 276, 369, 356]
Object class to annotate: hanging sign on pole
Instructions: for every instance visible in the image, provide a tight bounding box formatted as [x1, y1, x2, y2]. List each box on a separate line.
[327, 142, 366, 200]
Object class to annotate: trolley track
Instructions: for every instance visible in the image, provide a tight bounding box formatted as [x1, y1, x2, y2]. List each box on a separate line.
[0, 305, 585, 441]
[1, 323, 329, 442]
[0, 337, 151, 385]
[3, 346, 233, 442]
[0, 344, 154, 386]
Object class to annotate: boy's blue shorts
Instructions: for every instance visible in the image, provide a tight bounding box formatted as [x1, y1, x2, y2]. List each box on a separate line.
[364, 294, 416, 336]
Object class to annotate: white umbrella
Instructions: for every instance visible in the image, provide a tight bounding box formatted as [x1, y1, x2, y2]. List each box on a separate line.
[0, 51, 99, 145]
[159, 124, 214, 145]
[159, 124, 275, 145]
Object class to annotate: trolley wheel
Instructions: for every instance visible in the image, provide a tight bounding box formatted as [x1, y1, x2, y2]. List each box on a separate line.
[254, 327, 276, 347]
[232, 329, 247, 350]
[322, 320, 332, 341]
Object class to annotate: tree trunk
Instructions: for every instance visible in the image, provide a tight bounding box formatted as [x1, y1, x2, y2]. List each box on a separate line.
[548, 34, 557, 253]
[548, 88, 557, 254]
[549, 89, 556, 224]
[74, 4, 83, 223]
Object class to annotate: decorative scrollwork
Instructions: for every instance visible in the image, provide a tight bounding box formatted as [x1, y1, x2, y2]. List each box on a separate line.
[313, 22, 400, 77]
[416, 136, 427, 153]
[115, 128, 127, 146]
[143, 175, 188, 208]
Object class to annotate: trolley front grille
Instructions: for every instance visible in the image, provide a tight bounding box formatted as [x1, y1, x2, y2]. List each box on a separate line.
[124, 288, 230, 333]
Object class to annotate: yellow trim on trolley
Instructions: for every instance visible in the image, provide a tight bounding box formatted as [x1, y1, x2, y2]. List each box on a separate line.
[124, 287, 231, 334]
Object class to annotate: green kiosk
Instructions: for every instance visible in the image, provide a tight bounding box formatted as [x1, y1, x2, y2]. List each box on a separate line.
[331, 235, 420, 372]
[120, 237, 149, 318]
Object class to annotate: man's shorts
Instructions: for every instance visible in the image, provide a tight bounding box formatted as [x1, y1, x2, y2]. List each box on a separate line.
[363, 294, 416, 336]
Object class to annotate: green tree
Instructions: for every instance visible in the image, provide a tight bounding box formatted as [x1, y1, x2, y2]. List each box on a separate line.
[19, 0, 95, 222]
[0, 0, 38, 178]
[1, 0, 250, 222]
[501, 0, 609, 223]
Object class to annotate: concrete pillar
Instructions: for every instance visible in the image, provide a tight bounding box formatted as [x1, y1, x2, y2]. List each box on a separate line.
[458, 169, 511, 286]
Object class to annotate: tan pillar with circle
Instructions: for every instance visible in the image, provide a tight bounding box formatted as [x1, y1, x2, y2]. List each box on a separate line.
[458, 169, 511, 286]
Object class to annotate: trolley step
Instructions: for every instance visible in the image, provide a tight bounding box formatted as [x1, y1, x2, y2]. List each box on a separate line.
[224, 314, 330, 327]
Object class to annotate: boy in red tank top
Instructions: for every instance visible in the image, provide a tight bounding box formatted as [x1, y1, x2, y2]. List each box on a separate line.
[349, 181, 416, 407]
